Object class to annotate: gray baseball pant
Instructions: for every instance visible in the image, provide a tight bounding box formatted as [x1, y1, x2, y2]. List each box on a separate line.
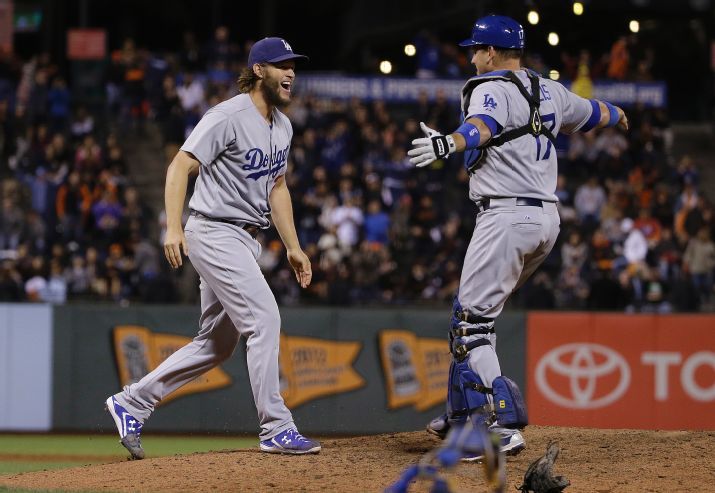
[458, 199, 560, 387]
[113, 215, 294, 440]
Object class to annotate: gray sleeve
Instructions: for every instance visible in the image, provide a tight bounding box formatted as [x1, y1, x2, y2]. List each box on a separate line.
[180, 110, 236, 165]
[552, 82, 594, 134]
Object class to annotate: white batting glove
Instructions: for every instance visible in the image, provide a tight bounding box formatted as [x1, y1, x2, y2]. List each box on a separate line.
[407, 122, 457, 167]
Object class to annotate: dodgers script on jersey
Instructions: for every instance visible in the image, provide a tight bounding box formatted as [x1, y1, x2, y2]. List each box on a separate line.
[181, 93, 291, 227]
[464, 70, 592, 202]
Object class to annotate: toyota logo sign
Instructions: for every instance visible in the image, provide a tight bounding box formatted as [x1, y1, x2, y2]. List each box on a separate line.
[536, 343, 631, 409]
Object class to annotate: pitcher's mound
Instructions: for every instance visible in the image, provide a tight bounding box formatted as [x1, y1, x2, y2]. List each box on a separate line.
[1, 426, 713, 492]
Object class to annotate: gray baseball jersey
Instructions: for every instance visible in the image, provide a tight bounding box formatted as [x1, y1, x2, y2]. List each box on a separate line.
[454, 70, 595, 412]
[465, 70, 592, 203]
[112, 93, 297, 442]
[182, 93, 291, 228]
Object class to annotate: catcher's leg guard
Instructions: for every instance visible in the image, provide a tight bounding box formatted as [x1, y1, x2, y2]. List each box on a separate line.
[492, 376, 528, 429]
[448, 360, 491, 422]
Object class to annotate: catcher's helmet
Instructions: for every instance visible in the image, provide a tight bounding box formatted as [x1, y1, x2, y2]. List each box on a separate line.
[459, 15, 525, 49]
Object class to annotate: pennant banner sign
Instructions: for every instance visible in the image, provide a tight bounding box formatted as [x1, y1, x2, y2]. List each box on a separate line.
[112, 325, 232, 405]
[113, 326, 365, 409]
[379, 330, 451, 410]
[279, 335, 365, 408]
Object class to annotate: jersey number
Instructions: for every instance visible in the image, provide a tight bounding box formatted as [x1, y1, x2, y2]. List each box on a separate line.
[535, 113, 556, 161]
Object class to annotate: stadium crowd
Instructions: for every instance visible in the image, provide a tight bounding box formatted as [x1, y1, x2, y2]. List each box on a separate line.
[0, 27, 712, 311]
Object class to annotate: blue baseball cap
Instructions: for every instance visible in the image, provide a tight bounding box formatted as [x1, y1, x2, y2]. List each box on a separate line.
[248, 37, 309, 67]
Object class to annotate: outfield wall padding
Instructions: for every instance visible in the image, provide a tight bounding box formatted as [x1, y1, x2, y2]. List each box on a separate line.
[50, 304, 526, 434]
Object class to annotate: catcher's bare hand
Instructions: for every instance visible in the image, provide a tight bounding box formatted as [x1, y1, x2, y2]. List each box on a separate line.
[164, 227, 188, 269]
[287, 248, 312, 288]
[616, 107, 629, 131]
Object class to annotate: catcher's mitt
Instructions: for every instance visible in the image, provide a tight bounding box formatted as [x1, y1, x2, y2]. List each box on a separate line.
[517, 441, 570, 493]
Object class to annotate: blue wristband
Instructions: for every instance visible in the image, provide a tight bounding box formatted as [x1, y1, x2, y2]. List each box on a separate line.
[581, 100, 601, 132]
[604, 102, 620, 127]
[455, 122, 481, 150]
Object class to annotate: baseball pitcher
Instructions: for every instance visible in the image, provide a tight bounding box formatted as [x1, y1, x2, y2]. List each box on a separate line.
[105, 37, 320, 459]
[408, 15, 628, 461]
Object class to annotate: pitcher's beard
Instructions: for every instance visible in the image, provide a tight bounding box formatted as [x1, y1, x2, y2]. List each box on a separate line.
[261, 78, 289, 108]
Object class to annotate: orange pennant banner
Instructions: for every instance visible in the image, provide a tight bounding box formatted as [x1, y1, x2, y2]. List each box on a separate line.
[112, 325, 232, 405]
[379, 330, 450, 410]
[279, 335, 365, 408]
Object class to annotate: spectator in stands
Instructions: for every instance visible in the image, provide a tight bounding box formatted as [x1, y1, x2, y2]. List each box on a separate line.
[683, 227, 715, 306]
[0, 259, 23, 301]
[634, 207, 662, 245]
[413, 30, 441, 79]
[622, 217, 648, 269]
[676, 154, 699, 187]
[181, 31, 203, 72]
[24, 255, 47, 302]
[571, 50, 593, 99]
[607, 36, 629, 80]
[561, 231, 588, 274]
[205, 26, 237, 70]
[91, 188, 123, 246]
[0, 98, 16, 167]
[26, 69, 49, 125]
[56, 170, 91, 243]
[70, 105, 95, 140]
[75, 134, 103, 173]
[64, 254, 90, 299]
[47, 76, 71, 133]
[642, 266, 671, 313]
[329, 195, 364, 252]
[44, 259, 67, 303]
[574, 176, 606, 229]
[176, 71, 205, 112]
[364, 199, 390, 246]
[0, 196, 24, 250]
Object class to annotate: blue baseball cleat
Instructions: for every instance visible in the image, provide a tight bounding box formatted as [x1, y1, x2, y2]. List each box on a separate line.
[260, 428, 321, 455]
[105, 396, 145, 460]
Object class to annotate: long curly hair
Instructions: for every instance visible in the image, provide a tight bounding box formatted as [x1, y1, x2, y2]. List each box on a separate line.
[237, 65, 262, 93]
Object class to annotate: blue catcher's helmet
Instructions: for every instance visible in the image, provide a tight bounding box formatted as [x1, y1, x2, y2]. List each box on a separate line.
[459, 15, 525, 49]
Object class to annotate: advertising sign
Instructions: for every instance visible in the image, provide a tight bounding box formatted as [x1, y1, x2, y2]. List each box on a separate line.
[527, 313, 715, 429]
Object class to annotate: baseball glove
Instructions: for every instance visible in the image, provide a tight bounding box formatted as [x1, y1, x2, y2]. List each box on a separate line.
[517, 441, 570, 493]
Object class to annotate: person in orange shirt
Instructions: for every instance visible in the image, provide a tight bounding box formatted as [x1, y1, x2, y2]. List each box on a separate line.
[633, 207, 662, 245]
[607, 36, 629, 80]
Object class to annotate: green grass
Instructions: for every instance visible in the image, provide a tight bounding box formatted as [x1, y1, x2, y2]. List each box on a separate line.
[0, 434, 255, 458]
[0, 433, 256, 483]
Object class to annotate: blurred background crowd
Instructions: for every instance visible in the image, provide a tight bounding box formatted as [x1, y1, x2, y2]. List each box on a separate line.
[0, 2, 713, 312]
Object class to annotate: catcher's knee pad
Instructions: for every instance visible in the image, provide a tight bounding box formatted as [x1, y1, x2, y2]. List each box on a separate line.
[447, 360, 491, 423]
[492, 376, 528, 429]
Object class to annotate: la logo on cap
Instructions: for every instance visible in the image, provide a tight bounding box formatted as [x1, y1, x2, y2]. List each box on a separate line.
[282, 39, 293, 51]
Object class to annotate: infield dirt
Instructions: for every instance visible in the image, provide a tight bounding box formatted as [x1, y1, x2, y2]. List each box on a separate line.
[1, 426, 713, 492]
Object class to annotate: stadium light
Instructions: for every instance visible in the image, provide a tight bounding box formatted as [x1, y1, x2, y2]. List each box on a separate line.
[549, 70, 560, 80]
[404, 44, 416, 57]
[548, 32, 560, 46]
[379, 60, 393, 74]
[527, 10, 539, 25]
[573, 2, 584, 15]
[629, 20, 640, 33]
